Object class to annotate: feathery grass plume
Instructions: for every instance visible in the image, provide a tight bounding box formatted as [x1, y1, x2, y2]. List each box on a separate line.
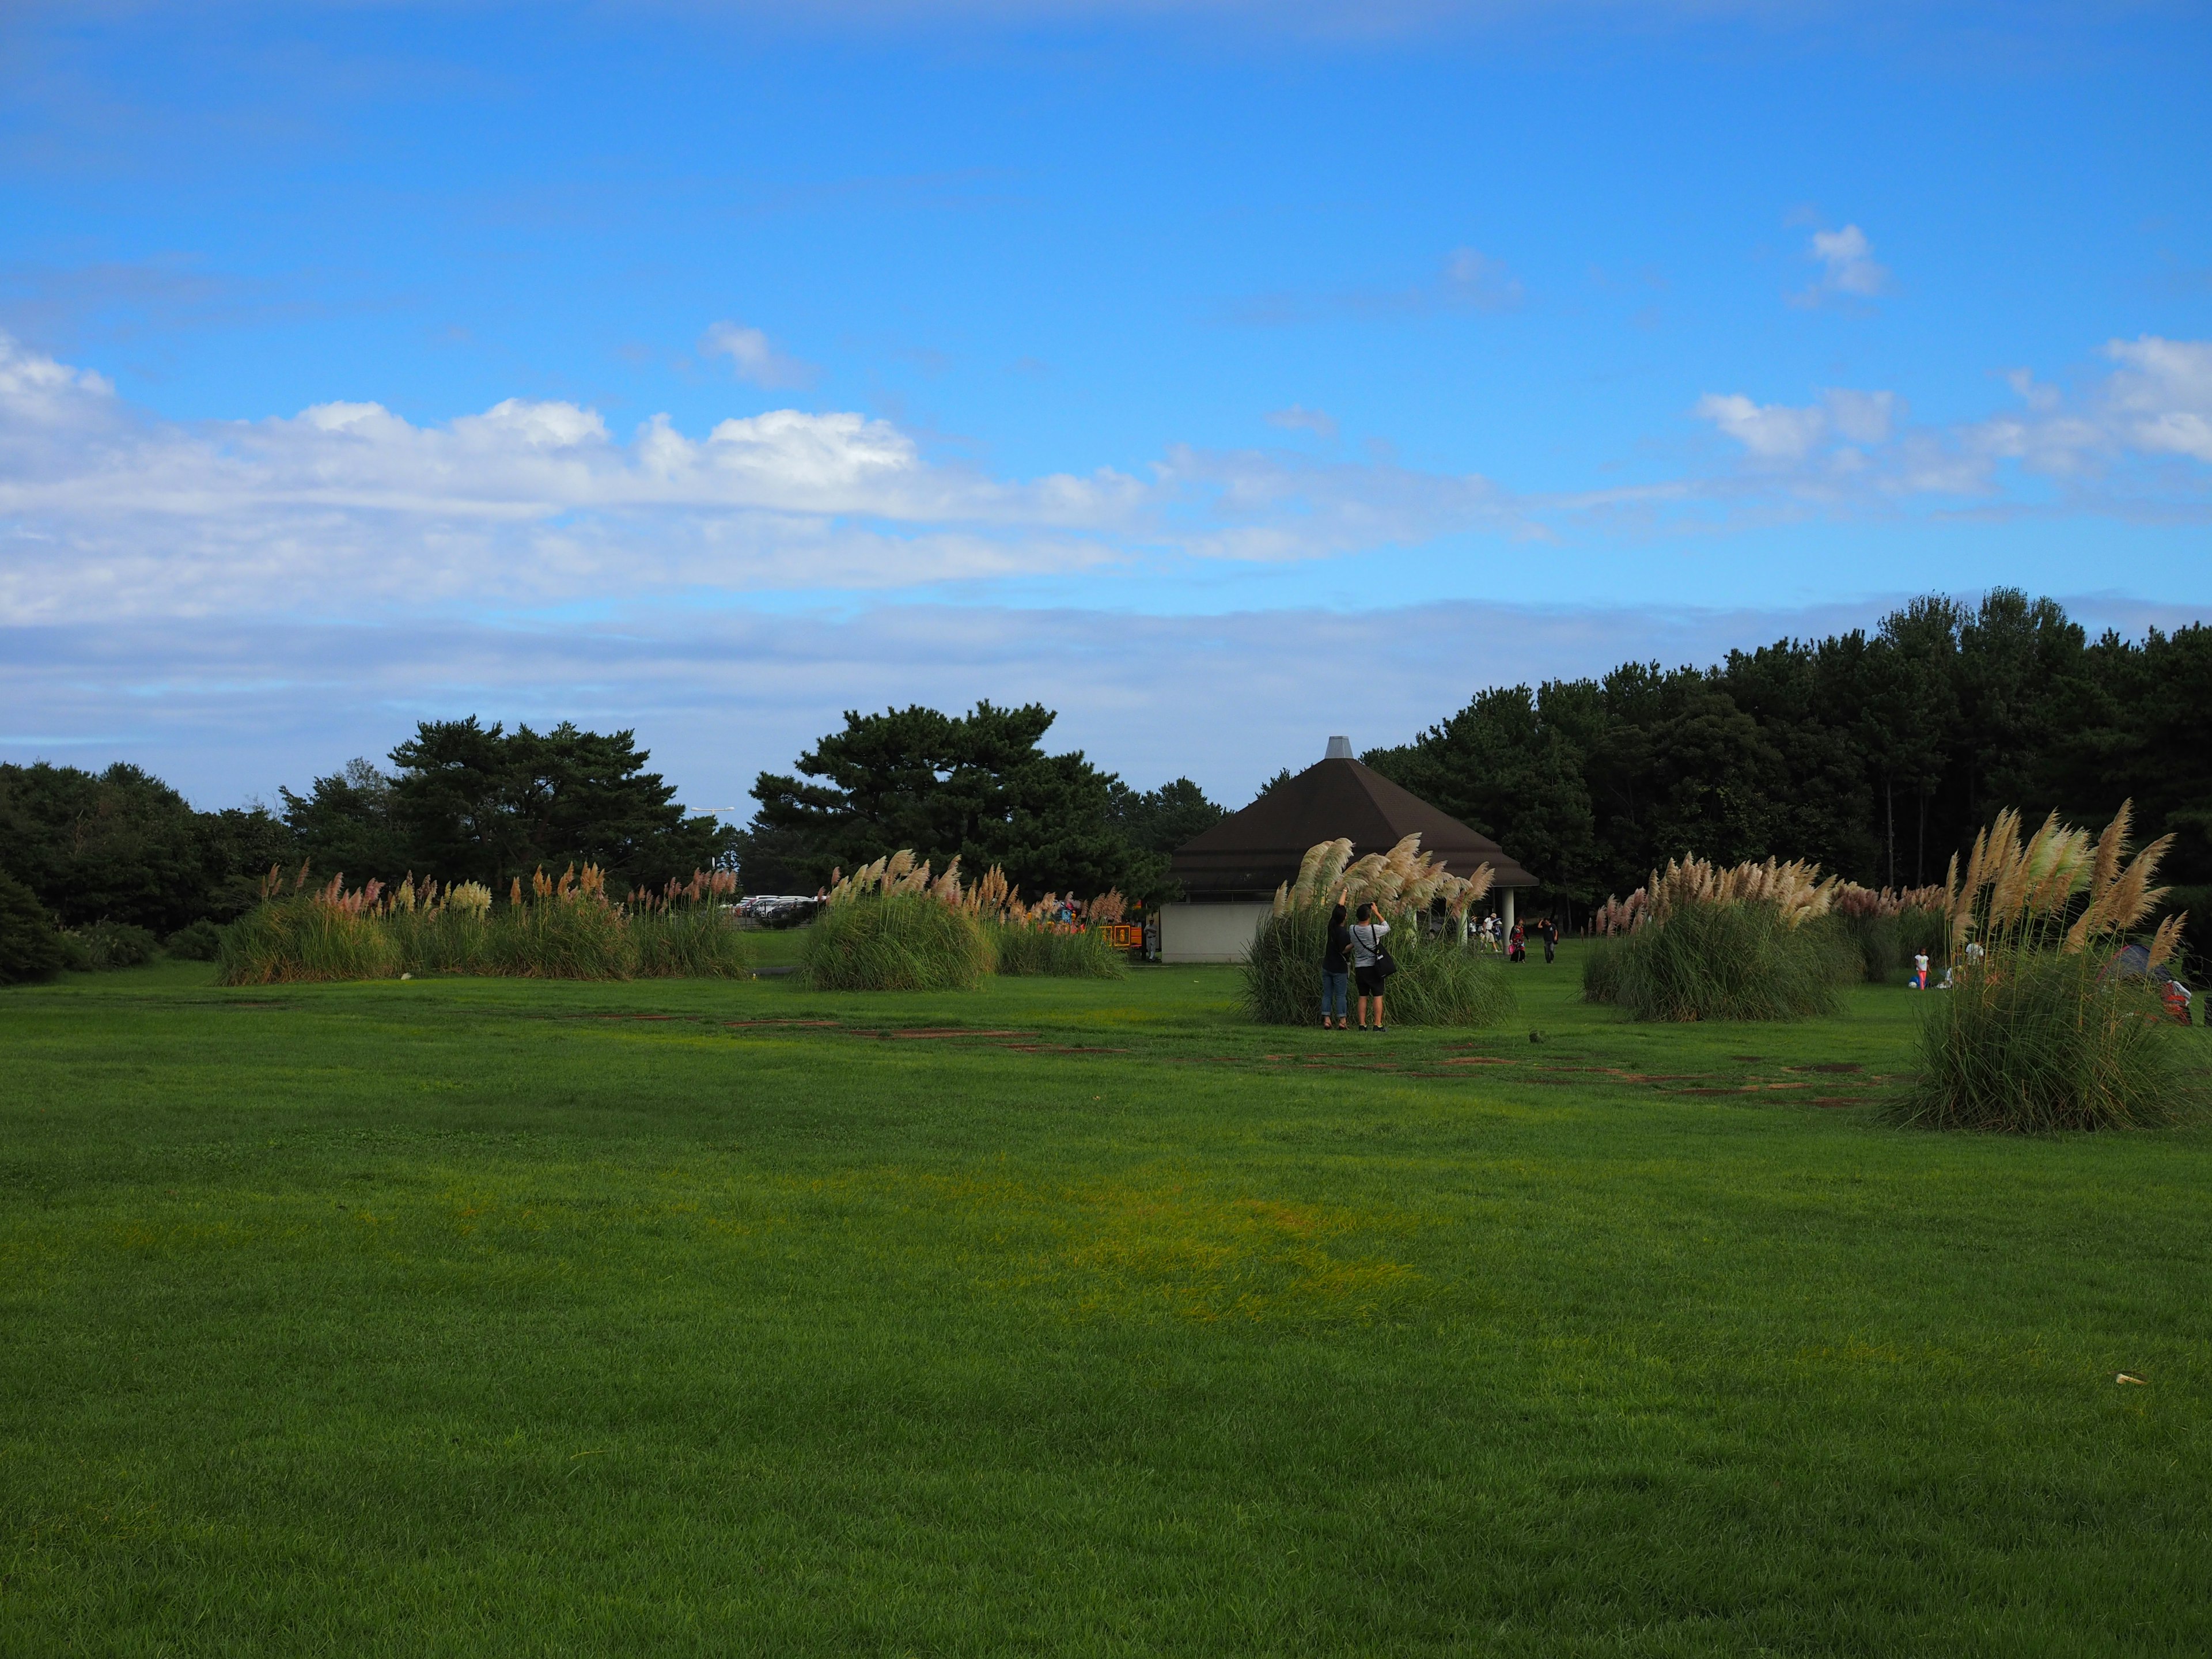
[628, 869, 748, 978]
[817, 848, 1126, 980]
[219, 860, 745, 983]
[1582, 854, 1859, 1020]
[1245, 835, 1510, 1025]
[219, 868, 404, 984]
[1905, 800, 2203, 1131]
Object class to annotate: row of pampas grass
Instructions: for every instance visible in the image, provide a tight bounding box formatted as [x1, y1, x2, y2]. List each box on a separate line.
[800, 851, 1128, 990]
[1241, 836, 1515, 1027]
[1904, 802, 2203, 1131]
[216, 864, 748, 984]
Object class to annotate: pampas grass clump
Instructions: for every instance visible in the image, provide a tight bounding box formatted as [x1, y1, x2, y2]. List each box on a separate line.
[802, 891, 994, 991]
[1903, 801, 2205, 1131]
[992, 921, 1124, 978]
[1584, 855, 1859, 1021]
[1240, 835, 1512, 1027]
[807, 850, 1128, 986]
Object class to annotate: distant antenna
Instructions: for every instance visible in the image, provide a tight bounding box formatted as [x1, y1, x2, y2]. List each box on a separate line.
[1324, 736, 1354, 760]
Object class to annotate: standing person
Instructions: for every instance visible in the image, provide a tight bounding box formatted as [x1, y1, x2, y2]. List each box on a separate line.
[1541, 917, 1558, 964]
[1912, 951, 1930, 990]
[1509, 921, 1526, 963]
[1349, 902, 1392, 1032]
[1320, 885, 1352, 1031]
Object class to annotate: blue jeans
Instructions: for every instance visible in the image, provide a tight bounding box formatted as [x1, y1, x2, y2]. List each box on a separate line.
[1321, 968, 1349, 1020]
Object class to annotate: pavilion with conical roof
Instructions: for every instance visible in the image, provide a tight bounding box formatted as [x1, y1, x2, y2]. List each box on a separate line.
[1155, 737, 1540, 963]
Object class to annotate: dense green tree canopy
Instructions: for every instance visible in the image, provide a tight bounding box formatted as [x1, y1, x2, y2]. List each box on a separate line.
[297, 719, 735, 891]
[0, 762, 289, 934]
[747, 702, 1193, 901]
[1359, 591, 2212, 966]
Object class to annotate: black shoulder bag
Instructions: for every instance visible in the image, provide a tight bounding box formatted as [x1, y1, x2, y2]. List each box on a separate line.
[1363, 925, 1398, 980]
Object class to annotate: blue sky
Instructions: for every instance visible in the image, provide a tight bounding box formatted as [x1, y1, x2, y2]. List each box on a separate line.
[3, 1, 2210, 810]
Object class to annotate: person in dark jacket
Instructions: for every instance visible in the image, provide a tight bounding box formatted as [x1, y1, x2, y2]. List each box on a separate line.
[1541, 918, 1558, 964]
[1321, 885, 1351, 1029]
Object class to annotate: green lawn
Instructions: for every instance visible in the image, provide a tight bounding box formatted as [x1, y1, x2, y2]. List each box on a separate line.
[3, 948, 2208, 1656]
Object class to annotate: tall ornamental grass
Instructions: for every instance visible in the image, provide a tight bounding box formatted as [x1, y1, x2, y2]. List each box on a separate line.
[217, 864, 745, 983]
[1903, 802, 2205, 1132]
[800, 851, 1128, 989]
[1583, 856, 1861, 1021]
[991, 921, 1124, 978]
[1831, 882, 1948, 982]
[1240, 835, 1513, 1027]
[802, 891, 994, 991]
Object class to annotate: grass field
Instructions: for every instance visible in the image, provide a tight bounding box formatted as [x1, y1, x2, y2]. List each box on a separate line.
[4, 941, 2209, 1656]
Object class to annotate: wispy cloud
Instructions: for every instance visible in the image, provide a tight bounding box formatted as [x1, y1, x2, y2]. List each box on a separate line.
[1225, 245, 1527, 325]
[699, 319, 819, 389]
[3, 329, 2208, 630]
[1791, 222, 1890, 309]
[1691, 335, 2212, 505]
[1264, 403, 1339, 440]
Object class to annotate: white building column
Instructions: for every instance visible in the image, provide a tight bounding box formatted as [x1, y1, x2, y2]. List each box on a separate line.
[1503, 888, 1517, 932]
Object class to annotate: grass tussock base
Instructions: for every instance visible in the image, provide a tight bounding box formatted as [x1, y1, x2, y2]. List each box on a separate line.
[1584, 904, 1861, 1022]
[991, 922, 1125, 978]
[802, 892, 994, 992]
[1901, 952, 2205, 1131]
[1905, 801, 2203, 1131]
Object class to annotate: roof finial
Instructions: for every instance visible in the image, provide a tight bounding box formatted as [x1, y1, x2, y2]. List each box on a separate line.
[1324, 736, 1353, 760]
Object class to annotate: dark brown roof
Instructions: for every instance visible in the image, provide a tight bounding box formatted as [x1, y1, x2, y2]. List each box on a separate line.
[1171, 757, 1539, 897]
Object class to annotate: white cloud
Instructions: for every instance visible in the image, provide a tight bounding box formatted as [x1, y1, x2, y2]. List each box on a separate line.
[699, 319, 818, 389]
[2102, 335, 2212, 462]
[1264, 403, 1339, 440]
[3, 329, 2208, 631]
[1693, 393, 1830, 461]
[1793, 222, 1890, 308]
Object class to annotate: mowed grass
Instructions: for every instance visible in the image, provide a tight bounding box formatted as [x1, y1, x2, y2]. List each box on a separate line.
[2, 946, 2209, 1656]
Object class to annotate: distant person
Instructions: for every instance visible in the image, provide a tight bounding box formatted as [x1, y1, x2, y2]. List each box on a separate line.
[1320, 885, 1352, 1031]
[1509, 922, 1526, 964]
[1541, 918, 1558, 964]
[1350, 901, 1392, 1032]
[1911, 952, 1930, 990]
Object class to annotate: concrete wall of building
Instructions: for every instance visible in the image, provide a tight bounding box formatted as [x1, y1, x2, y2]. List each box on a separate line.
[1158, 901, 1272, 964]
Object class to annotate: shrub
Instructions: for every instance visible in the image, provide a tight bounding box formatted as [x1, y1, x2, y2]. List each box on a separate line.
[165, 919, 225, 961]
[1902, 802, 2205, 1132]
[67, 920, 161, 970]
[1239, 835, 1508, 1027]
[992, 921, 1124, 978]
[0, 870, 66, 985]
[802, 892, 994, 991]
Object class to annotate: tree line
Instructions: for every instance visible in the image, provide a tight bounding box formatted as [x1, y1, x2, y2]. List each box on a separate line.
[3, 590, 2204, 968]
[1359, 589, 2210, 944]
[0, 709, 1227, 941]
